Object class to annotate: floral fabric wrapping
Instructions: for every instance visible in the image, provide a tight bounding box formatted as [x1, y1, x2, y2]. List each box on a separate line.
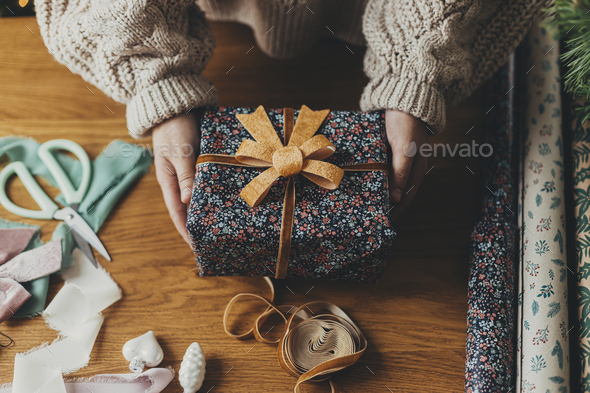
[571, 101, 590, 392]
[187, 107, 395, 282]
[464, 58, 518, 392]
[516, 18, 570, 393]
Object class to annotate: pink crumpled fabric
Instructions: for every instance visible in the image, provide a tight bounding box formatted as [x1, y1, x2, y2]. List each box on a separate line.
[0, 229, 62, 323]
[0, 278, 31, 323]
[0, 228, 37, 264]
[0, 367, 175, 393]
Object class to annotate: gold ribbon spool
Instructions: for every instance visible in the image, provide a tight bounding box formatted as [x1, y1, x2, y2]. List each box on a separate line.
[223, 277, 367, 393]
[196, 106, 389, 279]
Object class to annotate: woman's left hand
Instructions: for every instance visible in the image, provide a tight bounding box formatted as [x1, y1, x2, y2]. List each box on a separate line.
[385, 109, 430, 221]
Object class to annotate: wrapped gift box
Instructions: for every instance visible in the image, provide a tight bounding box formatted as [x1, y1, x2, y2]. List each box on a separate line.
[187, 106, 395, 282]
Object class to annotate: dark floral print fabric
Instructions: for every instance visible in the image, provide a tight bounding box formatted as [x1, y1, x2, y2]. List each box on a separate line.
[465, 60, 519, 392]
[187, 107, 395, 282]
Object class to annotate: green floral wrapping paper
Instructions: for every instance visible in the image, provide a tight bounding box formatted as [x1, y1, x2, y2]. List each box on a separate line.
[516, 18, 570, 393]
[572, 101, 590, 391]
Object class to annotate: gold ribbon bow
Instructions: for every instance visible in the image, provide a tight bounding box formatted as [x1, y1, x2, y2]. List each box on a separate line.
[235, 105, 344, 207]
[196, 105, 389, 279]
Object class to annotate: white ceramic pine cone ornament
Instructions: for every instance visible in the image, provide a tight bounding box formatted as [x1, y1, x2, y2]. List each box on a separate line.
[179, 342, 206, 393]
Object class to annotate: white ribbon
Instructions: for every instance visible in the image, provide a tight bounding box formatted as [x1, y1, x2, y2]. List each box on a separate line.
[10, 248, 122, 393]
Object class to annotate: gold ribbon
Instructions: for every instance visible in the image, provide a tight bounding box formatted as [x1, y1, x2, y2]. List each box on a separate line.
[234, 105, 344, 207]
[196, 105, 389, 279]
[223, 277, 367, 393]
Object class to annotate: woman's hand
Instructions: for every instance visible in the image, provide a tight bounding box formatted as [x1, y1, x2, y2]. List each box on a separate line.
[152, 113, 200, 244]
[386, 109, 430, 221]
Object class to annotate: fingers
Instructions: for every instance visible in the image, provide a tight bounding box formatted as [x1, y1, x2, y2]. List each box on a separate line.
[171, 114, 199, 204]
[390, 155, 428, 221]
[385, 109, 430, 220]
[155, 157, 192, 244]
[386, 109, 418, 202]
[171, 154, 196, 204]
[153, 113, 200, 204]
[152, 113, 201, 244]
[390, 142, 415, 203]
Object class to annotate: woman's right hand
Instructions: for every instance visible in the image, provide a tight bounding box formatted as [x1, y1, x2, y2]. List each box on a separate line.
[152, 113, 200, 244]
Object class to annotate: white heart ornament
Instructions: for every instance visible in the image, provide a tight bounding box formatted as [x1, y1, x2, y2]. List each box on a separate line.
[122, 331, 164, 373]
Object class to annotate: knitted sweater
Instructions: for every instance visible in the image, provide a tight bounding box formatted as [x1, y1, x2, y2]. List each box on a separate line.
[34, 0, 545, 137]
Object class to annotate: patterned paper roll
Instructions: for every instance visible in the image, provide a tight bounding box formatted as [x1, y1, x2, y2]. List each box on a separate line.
[516, 18, 570, 393]
[465, 58, 518, 392]
[571, 102, 590, 392]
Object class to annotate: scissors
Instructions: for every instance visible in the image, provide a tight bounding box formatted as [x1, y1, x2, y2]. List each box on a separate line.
[0, 139, 111, 267]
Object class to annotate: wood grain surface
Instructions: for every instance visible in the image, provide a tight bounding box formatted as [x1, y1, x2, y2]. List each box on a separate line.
[0, 18, 487, 392]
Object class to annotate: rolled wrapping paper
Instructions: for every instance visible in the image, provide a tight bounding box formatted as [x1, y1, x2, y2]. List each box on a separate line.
[516, 18, 570, 392]
[570, 102, 590, 391]
[465, 58, 518, 392]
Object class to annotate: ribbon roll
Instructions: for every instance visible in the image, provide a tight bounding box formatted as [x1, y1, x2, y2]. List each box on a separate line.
[223, 278, 366, 393]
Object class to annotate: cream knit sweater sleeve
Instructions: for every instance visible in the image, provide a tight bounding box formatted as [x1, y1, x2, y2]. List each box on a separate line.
[360, 0, 545, 133]
[35, 0, 217, 137]
[36, 0, 544, 136]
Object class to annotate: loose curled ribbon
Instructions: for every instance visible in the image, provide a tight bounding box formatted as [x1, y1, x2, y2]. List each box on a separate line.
[223, 277, 367, 393]
[197, 106, 388, 279]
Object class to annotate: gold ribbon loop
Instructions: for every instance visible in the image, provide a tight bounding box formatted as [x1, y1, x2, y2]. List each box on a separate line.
[299, 135, 336, 160]
[223, 278, 367, 393]
[235, 105, 344, 207]
[240, 167, 280, 208]
[235, 139, 275, 166]
[301, 160, 344, 190]
[289, 106, 330, 148]
[236, 106, 284, 150]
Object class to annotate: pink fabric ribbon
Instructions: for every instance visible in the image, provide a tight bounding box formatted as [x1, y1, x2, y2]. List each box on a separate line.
[0, 240, 61, 282]
[0, 228, 62, 323]
[0, 278, 30, 322]
[0, 228, 37, 264]
[0, 367, 174, 393]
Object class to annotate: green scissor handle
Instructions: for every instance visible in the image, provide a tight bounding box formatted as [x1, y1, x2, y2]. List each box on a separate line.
[38, 139, 91, 206]
[0, 161, 59, 219]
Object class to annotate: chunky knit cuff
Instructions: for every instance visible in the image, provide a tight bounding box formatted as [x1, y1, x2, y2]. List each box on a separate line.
[126, 74, 217, 138]
[360, 74, 446, 134]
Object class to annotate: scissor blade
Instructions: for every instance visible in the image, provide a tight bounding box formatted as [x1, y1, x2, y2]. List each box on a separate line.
[54, 207, 112, 261]
[69, 203, 98, 267]
[71, 230, 99, 268]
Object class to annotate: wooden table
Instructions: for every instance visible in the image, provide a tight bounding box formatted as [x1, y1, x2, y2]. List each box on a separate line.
[0, 17, 485, 392]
